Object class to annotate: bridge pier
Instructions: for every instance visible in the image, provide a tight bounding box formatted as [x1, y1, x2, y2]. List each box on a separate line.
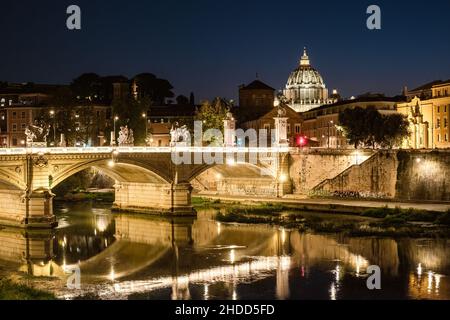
[113, 182, 195, 216]
[0, 189, 56, 228]
[25, 189, 57, 227]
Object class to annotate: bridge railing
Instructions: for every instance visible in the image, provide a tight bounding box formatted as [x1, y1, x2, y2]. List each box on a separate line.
[0, 146, 293, 155]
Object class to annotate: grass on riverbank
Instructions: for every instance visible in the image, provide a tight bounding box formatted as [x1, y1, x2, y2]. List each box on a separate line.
[55, 191, 115, 203]
[0, 279, 56, 300]
[191, 197, 223, 207]
[214, 202, 450, 238]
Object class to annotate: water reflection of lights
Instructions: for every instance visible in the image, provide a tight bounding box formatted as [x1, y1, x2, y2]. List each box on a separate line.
[329, 283, 337, 300]
[354, 255, 369, 277]
[281, 228, 286, 244]
[427, 271, 433, 293]
[417, 263, 422, 277]
[232, 289, 237, 300]
[109, 267, 116, 281]
[334, 265, 340, 282]
[410, 265, 444, 298]
[435, 274, 441, 292]
[63, 256, 291, 299]
[217, 222, 221, 235]
[280, 256, 291, 271]
[230, 249, 235, 264]
[329, 264, 341, 300]
[204, 284, 209, 300]
[94, 214, 112, 233]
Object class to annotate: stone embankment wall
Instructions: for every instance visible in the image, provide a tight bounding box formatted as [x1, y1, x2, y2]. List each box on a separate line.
[310, 150, 450, 201]
[288, 149, 374, 195]
[395, 150, 450, 201]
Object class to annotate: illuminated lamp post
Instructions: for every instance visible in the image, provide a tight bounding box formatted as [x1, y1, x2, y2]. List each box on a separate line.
[327, 120, 334, 149]
[112, 116, 119, 146]
[142, 112, 148, 145]
[49, 110, 56, 146]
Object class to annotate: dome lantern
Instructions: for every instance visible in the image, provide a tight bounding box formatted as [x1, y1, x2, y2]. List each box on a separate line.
[300, 47, 310, 66]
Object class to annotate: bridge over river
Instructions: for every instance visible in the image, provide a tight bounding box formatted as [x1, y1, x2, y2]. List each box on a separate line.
[0, 146, 291, 228]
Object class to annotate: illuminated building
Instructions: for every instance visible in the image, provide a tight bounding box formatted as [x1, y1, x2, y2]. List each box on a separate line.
[397, 80, 450, 149]
[0, 83, 110, 147]
[301, 95, 400, 148]
[283, 48, 337, 112]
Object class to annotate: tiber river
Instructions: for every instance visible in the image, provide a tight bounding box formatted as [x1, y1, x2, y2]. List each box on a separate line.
[0, 202, 449, 300]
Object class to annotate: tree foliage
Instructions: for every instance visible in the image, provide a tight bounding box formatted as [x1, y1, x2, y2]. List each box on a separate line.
[195, 97, 230, 145]
[176, 95, 189, 105]
[132, 73, 174, 105]
[338, 107, 409, 149]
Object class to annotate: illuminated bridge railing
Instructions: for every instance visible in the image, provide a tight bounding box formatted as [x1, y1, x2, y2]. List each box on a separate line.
[0, 146, 292, 155]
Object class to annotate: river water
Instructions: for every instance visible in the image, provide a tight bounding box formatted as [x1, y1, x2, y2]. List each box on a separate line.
[0, 202, 449, 300]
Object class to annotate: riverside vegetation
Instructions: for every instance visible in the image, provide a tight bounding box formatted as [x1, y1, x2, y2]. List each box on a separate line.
[191, 197, 450, 238]
[0, 278, 56, 300]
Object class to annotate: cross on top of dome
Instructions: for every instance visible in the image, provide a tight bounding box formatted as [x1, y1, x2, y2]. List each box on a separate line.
[300, 47, 310, 67]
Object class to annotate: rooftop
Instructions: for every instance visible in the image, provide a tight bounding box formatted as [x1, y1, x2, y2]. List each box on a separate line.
[302, 95, 405, 114]
[239, 80, 275, 91]
[409, 79, 450, 92]
[0, 82, 67, 95]
[148, 104, 197, 118]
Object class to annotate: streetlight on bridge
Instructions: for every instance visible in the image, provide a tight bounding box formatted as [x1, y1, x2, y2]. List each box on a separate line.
[49, 110, 56, 146]
[142, 112, 148, 145]
[112, 116, 119, 146]
[327, 120, 334, 149]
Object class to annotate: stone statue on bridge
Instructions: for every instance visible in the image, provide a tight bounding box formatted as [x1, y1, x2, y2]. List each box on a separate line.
[170, 122, 190, 146]
[25, 120, 50, 147]
[117, 125, 134, 146]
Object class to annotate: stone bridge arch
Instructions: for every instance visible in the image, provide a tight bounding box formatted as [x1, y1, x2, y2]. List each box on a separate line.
[49, 155, 194, 218]
[185, 153, 291, 197]
[0, 167, 26, 190]
[50, 158, 170, 188]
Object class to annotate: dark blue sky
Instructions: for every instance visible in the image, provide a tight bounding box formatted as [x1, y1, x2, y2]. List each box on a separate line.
[1, 0, 449, 102]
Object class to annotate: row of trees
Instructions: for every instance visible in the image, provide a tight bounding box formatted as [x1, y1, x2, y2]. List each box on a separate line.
[338, 107, 409, 149]
[34, 72, 197, 146]
[71, 72, 175, 105]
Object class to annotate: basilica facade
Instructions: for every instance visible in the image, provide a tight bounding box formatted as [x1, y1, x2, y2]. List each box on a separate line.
[283, 48, 336, 112]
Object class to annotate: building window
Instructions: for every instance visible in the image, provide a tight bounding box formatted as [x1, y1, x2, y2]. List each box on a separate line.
[436, 119, 440, 128]
[12, 111, 17, 119]
[445, 118, 448, 128]
[287, 123, 291, 134]
[437, 106, 440, 113]
[12, 123, 17, 132]
[12, 138, 17, 146]
[294, 124, 301, 134]
[445, 134, 448, 142]
[21, 123, 26, 130]
[21, 111, 25, 119]
[437, 134, 441, 142]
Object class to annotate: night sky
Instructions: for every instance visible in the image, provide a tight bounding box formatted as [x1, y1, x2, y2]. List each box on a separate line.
[1, 0, 450, 102]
